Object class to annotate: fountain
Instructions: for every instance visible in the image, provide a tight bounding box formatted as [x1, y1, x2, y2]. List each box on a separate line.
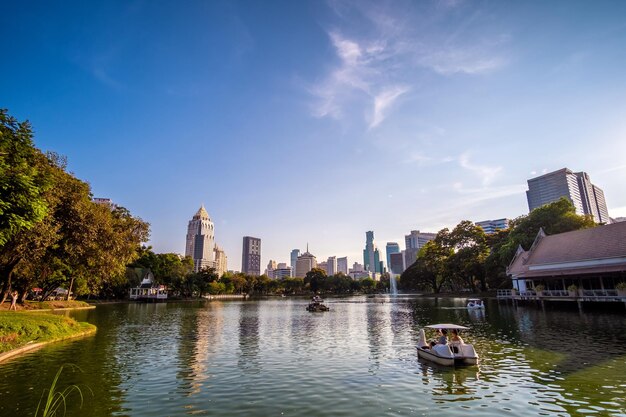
[390, 275, 398, 296]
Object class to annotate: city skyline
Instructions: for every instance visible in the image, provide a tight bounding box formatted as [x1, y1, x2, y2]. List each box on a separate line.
[3, 1, 626, 270]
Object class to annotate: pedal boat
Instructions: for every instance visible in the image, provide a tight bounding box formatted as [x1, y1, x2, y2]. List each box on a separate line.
[416, 323, 479, 366]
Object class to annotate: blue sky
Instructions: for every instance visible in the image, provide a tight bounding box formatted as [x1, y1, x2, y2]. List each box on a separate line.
[2, 0, 626, 271]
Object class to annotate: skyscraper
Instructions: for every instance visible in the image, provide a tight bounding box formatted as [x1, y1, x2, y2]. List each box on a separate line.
[242, 236, 261, 276]
[295, 248, 317, 277]
[363, 231, 382, 274]
[213, 245, 228, 278]
[290, 249, 301, 277]
[404, 230, 436, 268]
[185, 205, 216, 272]
[385, 242, 400, 270]
[526, 168, 610, 223]
[337, 257, 348, 275]
[326, 256, 337, 276]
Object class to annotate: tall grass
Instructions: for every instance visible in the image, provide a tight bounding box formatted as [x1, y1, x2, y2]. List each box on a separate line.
[35, 365, 91, 417]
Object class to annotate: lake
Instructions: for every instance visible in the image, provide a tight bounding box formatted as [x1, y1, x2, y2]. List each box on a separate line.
[1, 296, 625, 416]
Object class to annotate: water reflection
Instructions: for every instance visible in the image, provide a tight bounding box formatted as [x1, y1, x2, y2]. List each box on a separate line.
[0, 298, 624, 416]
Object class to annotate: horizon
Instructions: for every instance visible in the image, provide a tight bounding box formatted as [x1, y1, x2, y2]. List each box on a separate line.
[2, 0, 626, 270]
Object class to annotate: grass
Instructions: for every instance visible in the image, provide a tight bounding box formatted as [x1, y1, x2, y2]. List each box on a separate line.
[0, 312, 96, 354]
[0, 300, 92, 311]
[35, 364, 91, 417]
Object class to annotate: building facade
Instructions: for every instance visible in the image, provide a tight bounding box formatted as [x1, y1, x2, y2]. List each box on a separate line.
[214, 245, 228, 277]
[363, 231, 382, 273]
[242, 236, 261, 276]
[295, 249, 317, 277]
[389, 252, 405, 275]
[476, 218, 510, 234]
[290, 249, 301, 277]
[385, 242, 400, 271]
[404, 230, 436, 268]
[326, 256, 337, 276]
[526, 168, 610, 223]
[185, 206, 216, 272]
[337, 257, 348, 275]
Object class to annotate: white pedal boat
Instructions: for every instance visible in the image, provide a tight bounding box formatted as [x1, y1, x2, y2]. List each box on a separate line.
[416, 324, 479, 366]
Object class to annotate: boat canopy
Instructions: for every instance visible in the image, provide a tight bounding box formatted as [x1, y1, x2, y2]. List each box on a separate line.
[425, 323, 470, 330]
[467, 298, 482, 302]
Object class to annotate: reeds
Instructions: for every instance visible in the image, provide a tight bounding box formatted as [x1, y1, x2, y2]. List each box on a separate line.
[35, 364, 91, 417]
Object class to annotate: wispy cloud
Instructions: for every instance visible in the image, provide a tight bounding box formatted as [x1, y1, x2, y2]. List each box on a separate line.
[309, 1, 509, 128]
[458, 153, 502, 186]
[370, 85, 410, 128]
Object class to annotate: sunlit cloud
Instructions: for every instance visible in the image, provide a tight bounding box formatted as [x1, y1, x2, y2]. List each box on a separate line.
[369, 85, 410, 128]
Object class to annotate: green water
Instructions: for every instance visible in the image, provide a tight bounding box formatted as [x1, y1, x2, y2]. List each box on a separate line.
[1, 296, 625, 416]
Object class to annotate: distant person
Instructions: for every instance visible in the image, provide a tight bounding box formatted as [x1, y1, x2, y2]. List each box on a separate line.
[9, 291, 18, 310]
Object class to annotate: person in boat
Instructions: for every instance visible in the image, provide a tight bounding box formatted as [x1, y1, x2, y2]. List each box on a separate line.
[429, 329, 448, 347]
[449, 329, 464, 353]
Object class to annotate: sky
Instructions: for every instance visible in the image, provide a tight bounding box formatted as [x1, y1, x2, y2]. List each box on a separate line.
[2, 0, 626, 271]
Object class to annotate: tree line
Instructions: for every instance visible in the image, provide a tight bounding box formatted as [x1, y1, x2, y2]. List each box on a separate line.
[399, 198, 596, 293]
[1, 109, 149, 303]
[129, 248, 390, 297]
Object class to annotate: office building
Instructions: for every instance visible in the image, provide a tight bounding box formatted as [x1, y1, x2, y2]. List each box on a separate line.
[404, 230, 436, 267]
[295, 247, 317, 277]
[386, 242, 400, 271]
[185, 205, 216, 272]
[389, 252, 405, 275]
[214, 245, 228, 277]
[265, 260, 277, 277]
[337, 257, 348, 275]
[326, 256, 337, 276]
[290, 249, 301, 277]
[363, 231, 382, 273]
[242, 236, 261, 276]
[273, 263, 292, 280]
[476, 218, 510, 234]
[526, 168, 609, 223]
[317, 261, 328, 274]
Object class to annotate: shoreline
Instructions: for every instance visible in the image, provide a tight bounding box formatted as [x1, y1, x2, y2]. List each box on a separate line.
[0, 325, 97, 364]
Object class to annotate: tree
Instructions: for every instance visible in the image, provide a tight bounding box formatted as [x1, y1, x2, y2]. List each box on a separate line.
[0, 109, 50, 246]
[304, 268, 327, 293]
[485, 198, 596, 288]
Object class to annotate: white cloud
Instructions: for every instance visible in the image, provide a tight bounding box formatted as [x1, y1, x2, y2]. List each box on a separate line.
[309, 2, 509, 128]
[369, 85, 410, 128]
[458, 153, 502, 186]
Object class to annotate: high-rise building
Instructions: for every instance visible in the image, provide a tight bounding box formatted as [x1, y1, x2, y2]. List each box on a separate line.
[317, 261, 328, 274]
[290, 249, 301, 277]
[295, 248, 317, 277]
[185, 205, 216, 272]
[363, 231, 382, 273]
[386, 242, 400, 270]
[265, 260, 277, 277]
[475, 219, 510, 234]
[337, 257, 348, 275]
[404, 230, 436, 268]
[213, 245, 228, 277]
[273, 263, 292, 279]
[389, 252, 405, 275]
[326, 256, 337, 276]
[526, 168, 610, 223]
[242, 236, 261, 276]
[93, 197, 118, 210]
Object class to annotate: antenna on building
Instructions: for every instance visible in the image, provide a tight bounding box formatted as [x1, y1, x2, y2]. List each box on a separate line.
[306, 242, 309, 253]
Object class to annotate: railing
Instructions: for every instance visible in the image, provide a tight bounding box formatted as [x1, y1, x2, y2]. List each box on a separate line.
[497, 289, 514, 298]
[581, 289, 618, 297]
[129, 287, 168, 300]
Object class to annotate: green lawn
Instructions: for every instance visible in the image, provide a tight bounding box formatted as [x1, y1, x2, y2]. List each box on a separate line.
[0, 300, 92, 311]
[0, 312, 96, 354]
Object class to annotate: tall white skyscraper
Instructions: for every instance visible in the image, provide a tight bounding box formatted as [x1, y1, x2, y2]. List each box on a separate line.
[185, 205, 216, 272]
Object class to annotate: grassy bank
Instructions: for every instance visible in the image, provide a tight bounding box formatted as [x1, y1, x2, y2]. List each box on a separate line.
[0, 312, 96, 354]
[0, 300, 92, 311]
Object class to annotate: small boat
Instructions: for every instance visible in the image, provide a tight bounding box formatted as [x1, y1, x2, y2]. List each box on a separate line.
[306, 296, 329, 312]
[416, 324, 479, 366]
[466, 298, 485, 309]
